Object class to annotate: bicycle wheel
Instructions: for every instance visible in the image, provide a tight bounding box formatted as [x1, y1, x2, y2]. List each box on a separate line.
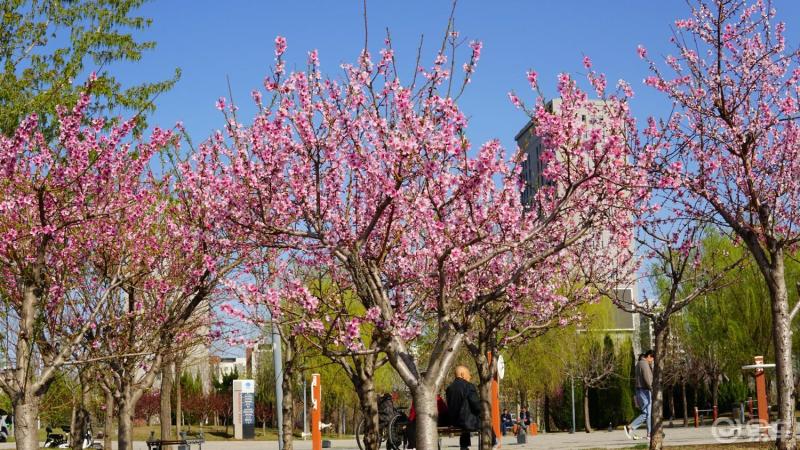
[355, 418, 365, 450]
[387, 415, 408, 450]
[356, 418, 384, 450]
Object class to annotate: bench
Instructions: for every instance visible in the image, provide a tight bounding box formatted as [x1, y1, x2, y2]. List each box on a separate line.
[436, 426, 485, 450]
[146, 431, 205, 450]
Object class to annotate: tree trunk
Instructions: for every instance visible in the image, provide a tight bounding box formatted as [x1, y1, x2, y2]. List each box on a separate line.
[176, 359, 183, 434]
[473, 350, 495, 449]
[667, 385, 675, 428]
[477, 371, 494, 447]
[13, 399, 39, 450]
[352, 365, 380, 450]
[649, 323, 668, 450]
[681, 383, 688, 427]
[104, 390, 114, 450]
[161, 360, 174, 440]
[710, 374, 719, 408]
[11, 281, 46, 450]
[412, 384, 440, 450]
[281, 344, 295, 450]
[544, 394, 552, 433]
[71, 370, 92, 450]
[282, 381, 294, 450]
[767, 261, 796, 450]
[117, 389, 136, 450]
[383, 325, 463, 450]
[583, 385, 592, 433]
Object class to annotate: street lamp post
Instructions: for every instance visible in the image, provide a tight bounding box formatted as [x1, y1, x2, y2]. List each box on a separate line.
[570, 375, 576, 434]
[303, 378, 309, 438]
[271, 316, 284, 450]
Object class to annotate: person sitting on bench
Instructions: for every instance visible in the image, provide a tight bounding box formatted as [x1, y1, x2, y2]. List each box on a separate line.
[446, 365, 494, 450]
[500, 409, 513, 435]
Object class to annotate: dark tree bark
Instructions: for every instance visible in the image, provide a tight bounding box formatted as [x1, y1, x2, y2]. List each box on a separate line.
[116, 383, 136, 450]
[583, 385, 592, 433]
[681, 383, 688, 427]
[103, 389, 114, 450]
[710, 375, 719, 409]
[649, 323, 669, 450]
[668, 387, 675, 428]
[472, 348, 497, 450]
[759, 253, 796, 449]
[281, 337, 296, 450]
[71, 369, 93, 450]
[350, 357, 380, 450]
[176, 358, 183, 434]
[160, 359, 174, 441]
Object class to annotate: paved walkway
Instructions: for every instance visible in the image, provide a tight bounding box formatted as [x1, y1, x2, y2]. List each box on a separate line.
[0, 425, 773, 450]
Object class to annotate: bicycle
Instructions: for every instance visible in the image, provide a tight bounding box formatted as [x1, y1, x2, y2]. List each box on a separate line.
[355, 415, 409, 450]
[356, 395, 409, 450]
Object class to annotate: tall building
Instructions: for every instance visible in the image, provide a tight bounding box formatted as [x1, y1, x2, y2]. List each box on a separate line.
[210, 356, 247, 383]
[515, 98, 642, 355]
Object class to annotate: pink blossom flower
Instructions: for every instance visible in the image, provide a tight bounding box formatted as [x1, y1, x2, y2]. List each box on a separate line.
[526, 70, 538, 89]
[274, 36, 287, 57]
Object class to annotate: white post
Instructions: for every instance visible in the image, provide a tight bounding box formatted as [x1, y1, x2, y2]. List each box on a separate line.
[570, 375, 576, 434]
[272, 316, 284, 450]
[303, 378, 309, 439]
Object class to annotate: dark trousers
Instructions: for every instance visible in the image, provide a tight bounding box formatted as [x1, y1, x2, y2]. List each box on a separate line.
[460, 431, 471, 449]
[460, 429, 496, 449]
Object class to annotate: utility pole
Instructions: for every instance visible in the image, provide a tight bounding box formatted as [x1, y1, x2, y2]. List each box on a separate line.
[303, 378, 308, 438]
[271, 315, 284, 450]
[570, 375, 576, 434]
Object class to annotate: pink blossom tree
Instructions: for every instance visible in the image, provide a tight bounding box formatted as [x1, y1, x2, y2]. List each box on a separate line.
[638, 1, 800, 446]
[606, 197, 742, 449]
[190, 34, 638, 449]
[225, 266, 390, 450]
[0, 91, 172, 450]
[86, 156, 239, 450]
[465, 65, 646, 447]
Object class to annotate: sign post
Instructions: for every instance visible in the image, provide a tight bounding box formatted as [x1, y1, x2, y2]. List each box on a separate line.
[311, 374, 322, 450]
[488, 352, 501, 447]
[233, 379, 256, 440]
[741, 356, 775, 436]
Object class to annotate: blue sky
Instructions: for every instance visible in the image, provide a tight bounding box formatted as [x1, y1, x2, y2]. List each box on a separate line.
[108, 1, 798, 356]
[117, 0, 800, 154]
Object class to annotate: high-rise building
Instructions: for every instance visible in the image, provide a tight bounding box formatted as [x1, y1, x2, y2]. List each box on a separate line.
[515, 98, 643, 355]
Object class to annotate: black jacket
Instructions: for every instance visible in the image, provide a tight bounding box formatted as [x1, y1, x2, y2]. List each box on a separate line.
[445, 377, 481, 431]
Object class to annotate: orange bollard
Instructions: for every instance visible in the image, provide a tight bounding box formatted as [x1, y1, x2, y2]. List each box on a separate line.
[529, 423, 537, 436]
[754, 356, 769, 435]
[312, 374, 321, 450]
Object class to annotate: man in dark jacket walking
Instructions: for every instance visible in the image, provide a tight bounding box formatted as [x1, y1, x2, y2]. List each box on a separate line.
[446, 365, 482, 450]
[625, 350, 654, 440]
